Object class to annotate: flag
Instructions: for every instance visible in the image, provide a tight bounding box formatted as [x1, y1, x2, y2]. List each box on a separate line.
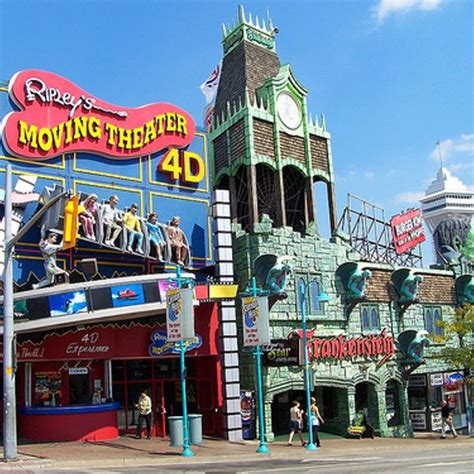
[200, 62, 222, 105]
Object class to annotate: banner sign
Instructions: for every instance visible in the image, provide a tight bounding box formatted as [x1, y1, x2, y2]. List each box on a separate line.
[166, 287, 194, 342]
[390, 208, 425, 254]
[1, 70, 196, 160]
[242, 296, 270, 346]
[2, 306, 218, 361]
[262, 339, 300, 366]
[308, 329, 395, 363]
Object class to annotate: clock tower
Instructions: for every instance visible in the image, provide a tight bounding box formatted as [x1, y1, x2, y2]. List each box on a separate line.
[210, 6, 337, 234]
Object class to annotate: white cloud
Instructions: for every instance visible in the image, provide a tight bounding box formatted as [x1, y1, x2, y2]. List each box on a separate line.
[429, 133, 474, 162]
[373, 0, 444, 23]
[394, 191, 424, 204]
[363, 171, 376, 180]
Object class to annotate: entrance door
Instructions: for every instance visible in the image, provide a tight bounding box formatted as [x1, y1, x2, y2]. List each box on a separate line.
[152, 381, 166, 437]
[69, 374, 90, 405]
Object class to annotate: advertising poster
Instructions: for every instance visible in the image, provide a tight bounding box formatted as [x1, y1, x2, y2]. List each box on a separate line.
[242, 296, 270, 346]
[240, 390, 255, 440]
[166, 288, 183, 341]
[49, 291, 88, 317]
[111, 284, 145, 308]
[34, 371, 62, 406]
[158, 279, 178, 301]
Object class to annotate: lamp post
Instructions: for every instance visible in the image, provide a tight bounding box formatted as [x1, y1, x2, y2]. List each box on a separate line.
[241, 277, 270, 454]
[298, 279, 330, 451]
[173, 265, 194, 457]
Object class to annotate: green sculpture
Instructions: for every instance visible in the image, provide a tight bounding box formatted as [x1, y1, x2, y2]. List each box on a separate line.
[455, 274, 474, 306]
[396, 329, 430, 376]
[336, 262, 372, 300]
[254, 254, 293, 295]
[391, 268, 423, 304]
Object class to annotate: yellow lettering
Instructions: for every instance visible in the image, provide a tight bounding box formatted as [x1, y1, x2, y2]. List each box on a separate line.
[64, 120, 73, 144]
[155, 115, 166, 135]
[132, 127, 143, 149]
[73, 116, 88, 140]
[88, 117, 102, 139]
[38, 127, 53, 152]
[159, 148, 182, 180]
[176, 114, 188, 136]
[143, 120, 156, 145]
[18, 120, 38, 148]
[104, 123, 118, 146]
[183, 151, 205, 183]
[117, 127, 132, 150]
[166, 112, 176, 132]
[51, 123, 64, 149]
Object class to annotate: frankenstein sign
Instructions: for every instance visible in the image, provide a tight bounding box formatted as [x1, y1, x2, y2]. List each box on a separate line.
[309, 329, 395, 363]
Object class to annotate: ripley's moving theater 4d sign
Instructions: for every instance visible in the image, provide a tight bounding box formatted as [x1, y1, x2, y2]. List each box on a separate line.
[0, 70, 212, 288]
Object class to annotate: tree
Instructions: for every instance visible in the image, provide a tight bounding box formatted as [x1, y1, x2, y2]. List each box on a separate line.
[432, 305, 474, 370]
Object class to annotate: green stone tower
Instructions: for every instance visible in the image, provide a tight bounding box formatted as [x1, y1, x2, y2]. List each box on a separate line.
[210, 6, 337, 234]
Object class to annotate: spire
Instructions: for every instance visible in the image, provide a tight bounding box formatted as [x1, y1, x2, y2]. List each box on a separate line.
[436, 140, 444, 169]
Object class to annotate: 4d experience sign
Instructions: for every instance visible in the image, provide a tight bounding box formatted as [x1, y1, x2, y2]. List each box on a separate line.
[1, 70, 196, 160]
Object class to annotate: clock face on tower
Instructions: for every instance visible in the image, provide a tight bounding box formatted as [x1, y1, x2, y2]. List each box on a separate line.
[276, 92, 301, 129]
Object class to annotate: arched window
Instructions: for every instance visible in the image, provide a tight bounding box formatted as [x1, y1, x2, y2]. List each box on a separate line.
[433, 308, 443, 336]
[310, 280, 321, 312]
[283, 166, 306, 233]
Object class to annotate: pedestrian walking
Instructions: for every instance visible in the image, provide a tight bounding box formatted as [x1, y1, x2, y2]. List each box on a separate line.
[287, 400, 306, 446]
[310, 397, 324, 447]
[135, 389, 152, 439]
[441, 400, 458, 438]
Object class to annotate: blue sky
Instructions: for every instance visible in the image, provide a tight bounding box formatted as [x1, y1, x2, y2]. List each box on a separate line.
[1, 0, 472, 262]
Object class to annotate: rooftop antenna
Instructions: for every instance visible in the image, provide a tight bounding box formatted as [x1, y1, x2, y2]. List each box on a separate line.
[436, 140, 444, 169]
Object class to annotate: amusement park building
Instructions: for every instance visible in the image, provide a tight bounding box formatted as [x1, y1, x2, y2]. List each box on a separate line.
[208, 8, 473, 439]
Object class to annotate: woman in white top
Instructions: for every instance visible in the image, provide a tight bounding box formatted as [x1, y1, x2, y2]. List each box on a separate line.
[287, 400, 306, 446]
[310, 397, 325, 448]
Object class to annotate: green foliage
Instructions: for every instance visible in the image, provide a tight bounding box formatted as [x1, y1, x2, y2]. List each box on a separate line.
[432, 305, 474, 369]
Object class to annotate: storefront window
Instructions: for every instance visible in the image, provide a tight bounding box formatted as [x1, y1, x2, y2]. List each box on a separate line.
[385, 380, 401, 426]
[408, 387, 426, 410]
[126, 360, 152, 381]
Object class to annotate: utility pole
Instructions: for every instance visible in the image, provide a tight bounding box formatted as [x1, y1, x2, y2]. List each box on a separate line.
[3, 163, 17, 461]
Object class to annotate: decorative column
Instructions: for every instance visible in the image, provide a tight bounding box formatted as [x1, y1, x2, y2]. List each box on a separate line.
[213, 189, 243, 441]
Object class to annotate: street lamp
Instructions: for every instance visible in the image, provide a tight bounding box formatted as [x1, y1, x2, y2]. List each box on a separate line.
[297, 278, 330, 451]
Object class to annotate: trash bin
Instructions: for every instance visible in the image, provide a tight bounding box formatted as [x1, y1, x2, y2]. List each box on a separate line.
[168, 416, 184, 447]
[188, 414, 203, 445]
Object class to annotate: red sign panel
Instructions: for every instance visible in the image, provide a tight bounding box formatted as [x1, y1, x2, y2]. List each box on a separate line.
[3, 303, 218, 361]
[1, 70, 196, 160]
[390, 208, 425, 254]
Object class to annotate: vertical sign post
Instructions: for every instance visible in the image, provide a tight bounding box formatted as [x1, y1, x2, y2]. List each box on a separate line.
[3, 164, 18, 460]
[166, 265, 194, 457]
[242, 277, 270, 454]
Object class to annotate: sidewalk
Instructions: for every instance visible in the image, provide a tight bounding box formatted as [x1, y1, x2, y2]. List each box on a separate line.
[1, 433, 473, 471]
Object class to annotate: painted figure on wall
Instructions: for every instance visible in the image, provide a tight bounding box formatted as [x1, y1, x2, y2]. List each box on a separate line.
[33, 231, 69, 289]
[101, 195, 123, 247]
[123, 203, 144, 254]
[167, 216, 189, 266]
[78, 193, 99, 240]
[146, 213, 167, 262]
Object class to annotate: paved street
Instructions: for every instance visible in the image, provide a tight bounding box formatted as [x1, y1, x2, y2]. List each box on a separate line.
[1, 435, 472, 473]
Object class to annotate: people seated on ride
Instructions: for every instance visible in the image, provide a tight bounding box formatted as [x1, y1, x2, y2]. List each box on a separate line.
[101, 194, 123, 247]
[146, 212, 166, 261]
[124, 203, 144, 254]
[166, 215, 189, 266]
[78, 193, 98, 240]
